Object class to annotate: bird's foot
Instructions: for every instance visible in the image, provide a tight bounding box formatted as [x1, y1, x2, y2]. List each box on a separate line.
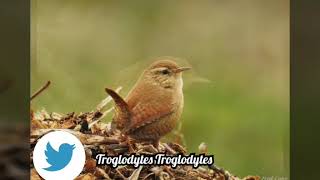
[121, 135, 135, 153]
[152, 140, 162, 152]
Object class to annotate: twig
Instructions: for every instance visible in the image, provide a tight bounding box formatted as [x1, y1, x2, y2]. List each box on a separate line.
[95, 167, 112, 179]
[30, 128, 119, 145]
[209, 164, 231, 180]
[162, 143, 177, 155]
[142, 172, 154, 180]
[116, 168, 127, 179]
[88, 107, 114, 129]
[128, 166, 143, 180]
[30, 81, 51, 101]
[89, 86, 122, 128]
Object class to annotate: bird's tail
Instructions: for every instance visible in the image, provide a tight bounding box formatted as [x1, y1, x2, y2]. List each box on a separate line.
[105, 88, 131, 130]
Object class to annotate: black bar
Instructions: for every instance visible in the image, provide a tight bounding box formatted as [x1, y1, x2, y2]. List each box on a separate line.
[291, 0, 320, 179]
[0, 1, 30, 179]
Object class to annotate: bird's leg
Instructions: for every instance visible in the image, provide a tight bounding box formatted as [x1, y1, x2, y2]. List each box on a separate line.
[127, 139, 135, 153]
[152, 139, 160, 150]
[120, 134, 135, 153]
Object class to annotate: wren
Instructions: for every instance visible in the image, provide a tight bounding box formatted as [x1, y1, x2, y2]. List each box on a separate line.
[105, 59, 190, 147]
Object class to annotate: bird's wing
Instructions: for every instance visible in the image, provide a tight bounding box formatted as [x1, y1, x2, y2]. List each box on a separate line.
[124, 100, 174, 134]
[44, 142, 59, 166]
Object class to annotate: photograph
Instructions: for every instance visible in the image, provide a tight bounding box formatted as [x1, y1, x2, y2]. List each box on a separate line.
[30, 1, 289, 179]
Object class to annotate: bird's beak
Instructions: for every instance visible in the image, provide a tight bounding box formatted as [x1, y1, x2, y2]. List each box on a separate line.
[175, 67, 191, 73]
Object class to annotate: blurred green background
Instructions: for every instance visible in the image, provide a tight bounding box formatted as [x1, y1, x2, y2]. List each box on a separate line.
[31, 0, 289, 178]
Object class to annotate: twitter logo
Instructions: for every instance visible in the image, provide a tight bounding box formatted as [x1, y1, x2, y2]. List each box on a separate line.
[33, 131, 85, 179]
[43, 142, 75, 171]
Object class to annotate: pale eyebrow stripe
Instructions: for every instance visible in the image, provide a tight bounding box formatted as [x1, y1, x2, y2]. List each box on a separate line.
[150, 67, 168, 72]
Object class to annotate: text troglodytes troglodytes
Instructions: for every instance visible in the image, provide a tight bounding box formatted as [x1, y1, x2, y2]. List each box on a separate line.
[105, 59, 191, 147]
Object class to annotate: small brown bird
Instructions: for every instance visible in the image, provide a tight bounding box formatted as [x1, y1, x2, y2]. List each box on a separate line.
[106, 59, 190, 147]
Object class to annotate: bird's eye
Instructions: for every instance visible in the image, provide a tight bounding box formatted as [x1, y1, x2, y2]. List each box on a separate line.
[161, 69, 170, 75]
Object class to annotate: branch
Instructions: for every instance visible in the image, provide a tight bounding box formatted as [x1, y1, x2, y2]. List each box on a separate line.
[30, 81, 51, 101]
